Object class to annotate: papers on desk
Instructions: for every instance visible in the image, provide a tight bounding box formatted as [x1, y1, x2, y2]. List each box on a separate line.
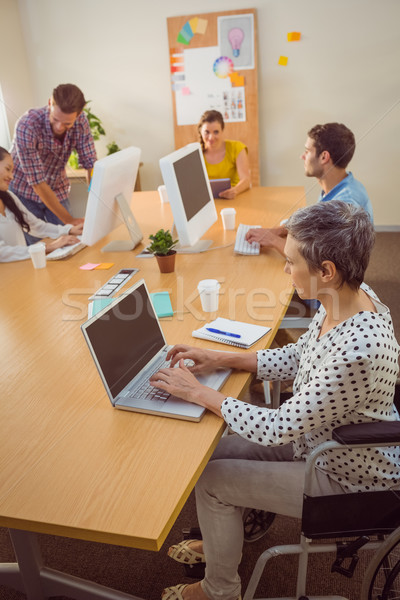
[192, 317, 270, 349]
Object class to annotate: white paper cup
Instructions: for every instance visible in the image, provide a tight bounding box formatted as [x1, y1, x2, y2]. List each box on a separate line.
[28, 242, 47, 269]
[220, 207, 236, 230]
[197, 279, 220, 312]
[158, 184, 169, 203]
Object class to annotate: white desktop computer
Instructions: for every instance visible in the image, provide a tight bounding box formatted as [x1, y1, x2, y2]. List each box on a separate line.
[82, 146, 143, 252]
[159, 143, 217, 253]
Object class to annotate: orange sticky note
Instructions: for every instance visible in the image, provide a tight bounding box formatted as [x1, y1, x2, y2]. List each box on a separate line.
[287, 32, 301, 41]
[95, 263, 114, 270]
[229, 72, 245, 86]
[278, 56, 288, 66]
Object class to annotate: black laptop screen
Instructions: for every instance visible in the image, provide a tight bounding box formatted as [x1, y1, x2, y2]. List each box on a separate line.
[84, 283, 165, 399]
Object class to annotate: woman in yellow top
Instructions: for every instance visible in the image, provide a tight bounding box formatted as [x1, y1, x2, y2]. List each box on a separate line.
[197, 110, 250, 199]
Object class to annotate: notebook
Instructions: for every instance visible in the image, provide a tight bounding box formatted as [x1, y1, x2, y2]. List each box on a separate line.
[192, 317, 271, 349]
[81, 279, 231, 421]
[209, 178, 231, 198]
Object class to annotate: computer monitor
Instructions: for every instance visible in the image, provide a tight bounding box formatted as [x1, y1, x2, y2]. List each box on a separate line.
[81, 146, 143, 252]
[159, 142, 217, 253]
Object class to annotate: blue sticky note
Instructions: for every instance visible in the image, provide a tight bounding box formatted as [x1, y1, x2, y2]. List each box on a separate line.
[89, 297, 114, 318]
[150, 292, 173, 318]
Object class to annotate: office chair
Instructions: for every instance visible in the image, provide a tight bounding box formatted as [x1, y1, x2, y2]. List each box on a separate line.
[243, 415, 400, 600]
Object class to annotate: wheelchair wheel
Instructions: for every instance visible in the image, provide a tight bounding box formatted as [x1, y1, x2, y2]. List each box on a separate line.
[361, 526, 400, 599]
[243, 509, 276, 542]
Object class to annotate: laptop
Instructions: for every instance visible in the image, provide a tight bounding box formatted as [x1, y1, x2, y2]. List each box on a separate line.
[209, 178, 231, 199]
[81, 279, 232, 421]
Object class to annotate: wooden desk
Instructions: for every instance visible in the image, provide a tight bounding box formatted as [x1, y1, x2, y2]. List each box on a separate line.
[0, 187, 304, 599]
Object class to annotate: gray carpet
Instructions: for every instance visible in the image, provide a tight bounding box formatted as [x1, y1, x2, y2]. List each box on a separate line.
[1, 232, 399, 600]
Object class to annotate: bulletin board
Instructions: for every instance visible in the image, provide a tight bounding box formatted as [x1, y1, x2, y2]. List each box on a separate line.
[167, 8, 260, 186]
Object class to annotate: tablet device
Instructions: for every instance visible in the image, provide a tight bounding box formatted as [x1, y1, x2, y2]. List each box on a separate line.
[209, 178, 231, 198]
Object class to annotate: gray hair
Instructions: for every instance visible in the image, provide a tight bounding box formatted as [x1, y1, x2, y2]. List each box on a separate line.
[286, 200, 375, 290]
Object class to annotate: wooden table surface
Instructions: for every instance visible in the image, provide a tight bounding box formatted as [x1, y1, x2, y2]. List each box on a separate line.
[0, 186, 304, 551]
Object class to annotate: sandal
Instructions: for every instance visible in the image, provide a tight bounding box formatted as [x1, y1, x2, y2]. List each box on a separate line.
[168, 539, 205, 564]
[162, 584, 188, 600]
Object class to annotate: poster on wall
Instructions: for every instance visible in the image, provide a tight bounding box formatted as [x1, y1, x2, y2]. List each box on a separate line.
[175, 46, 246, 126]
[217, 13, 255, 70]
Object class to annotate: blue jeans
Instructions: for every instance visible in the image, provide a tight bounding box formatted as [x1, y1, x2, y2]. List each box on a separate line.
[17, 195, 71, 245]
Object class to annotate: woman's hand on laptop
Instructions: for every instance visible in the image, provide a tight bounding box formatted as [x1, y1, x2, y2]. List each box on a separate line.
[149, 360, 224, 416]
[166, 344, 219, 374]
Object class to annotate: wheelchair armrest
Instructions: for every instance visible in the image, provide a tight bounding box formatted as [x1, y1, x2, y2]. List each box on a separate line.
[332, 421, 400, 445]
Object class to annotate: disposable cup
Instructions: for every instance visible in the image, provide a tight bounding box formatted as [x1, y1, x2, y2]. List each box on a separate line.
[158, 184, 169, 203]
[197, 279, 220, 312]
[28, 242, 47, 269]
[220, 207, 236, 230]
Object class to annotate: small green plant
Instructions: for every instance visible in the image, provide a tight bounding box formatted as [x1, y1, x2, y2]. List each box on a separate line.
[68, 103, 121, 168]
[148, 229, 178, 256]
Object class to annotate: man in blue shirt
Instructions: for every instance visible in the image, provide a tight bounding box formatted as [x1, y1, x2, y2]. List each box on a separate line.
[246, 123, 373, 255]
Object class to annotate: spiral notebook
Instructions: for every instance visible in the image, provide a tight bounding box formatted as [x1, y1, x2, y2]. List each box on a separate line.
[192, 317, 270, 349]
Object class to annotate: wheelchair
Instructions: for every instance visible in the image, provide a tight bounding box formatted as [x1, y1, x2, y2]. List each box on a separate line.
[181, 385, 400, 599]
[243, 415, 400, 600]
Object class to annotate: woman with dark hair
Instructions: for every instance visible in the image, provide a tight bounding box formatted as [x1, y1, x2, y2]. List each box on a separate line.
[197, 110, 250, 199]
[151, 200, 400, 600]
[0, 147, 82, 262]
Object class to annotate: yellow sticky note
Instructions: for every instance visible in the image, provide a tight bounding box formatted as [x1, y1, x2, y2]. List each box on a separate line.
[95, 262, 115, 270]
[287, 31, 301, 42]
[189, 17, 198, 33]
[196, 18, 208, 35]
[278, 56, 288, 66]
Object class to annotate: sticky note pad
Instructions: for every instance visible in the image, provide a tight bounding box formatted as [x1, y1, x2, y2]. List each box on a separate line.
[95, 263, 114, 270]
[88, 297, 114, 318]
[287, 32, 301, 41]
[278, 56, 288, 66]
[80, 263, 101, 270]
[150, 292, 173, 318]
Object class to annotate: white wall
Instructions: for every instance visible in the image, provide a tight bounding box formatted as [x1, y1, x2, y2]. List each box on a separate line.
[3, 0, 400, 225]
[0, 0, 34, 141]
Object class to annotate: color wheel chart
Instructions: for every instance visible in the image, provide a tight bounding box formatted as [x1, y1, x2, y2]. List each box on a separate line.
[213, 56, 234, 78]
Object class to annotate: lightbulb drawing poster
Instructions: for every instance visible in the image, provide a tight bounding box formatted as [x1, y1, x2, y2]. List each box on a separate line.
[217, 13, 254, 70]
[175, 46, 246, 125]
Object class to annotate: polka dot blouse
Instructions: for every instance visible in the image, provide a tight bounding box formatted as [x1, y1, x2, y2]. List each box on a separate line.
[221, 284, 400, 493]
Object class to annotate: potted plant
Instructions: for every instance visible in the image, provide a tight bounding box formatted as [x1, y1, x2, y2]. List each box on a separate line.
[68, 103, 121, 169]
[148, 228, 179, 273]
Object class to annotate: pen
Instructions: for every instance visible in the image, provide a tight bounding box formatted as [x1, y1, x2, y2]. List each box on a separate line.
[206, 327, 241, 339]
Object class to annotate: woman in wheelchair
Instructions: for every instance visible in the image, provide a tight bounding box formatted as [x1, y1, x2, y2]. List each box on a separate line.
[151, 200, 400, 600]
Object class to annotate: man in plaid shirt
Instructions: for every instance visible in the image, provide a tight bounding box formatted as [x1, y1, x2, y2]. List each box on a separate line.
[10, 83, 97, 242]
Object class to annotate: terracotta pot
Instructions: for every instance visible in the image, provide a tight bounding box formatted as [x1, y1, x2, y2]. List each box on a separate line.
[155, 250, 176, 273]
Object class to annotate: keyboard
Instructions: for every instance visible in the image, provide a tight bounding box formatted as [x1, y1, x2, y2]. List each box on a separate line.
[234, 224, 261, 255]
[124, 355, 194, 404]
[46, 237, 85, 260]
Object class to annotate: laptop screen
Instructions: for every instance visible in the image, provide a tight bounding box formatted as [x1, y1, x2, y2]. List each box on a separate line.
[83, 283, 165, 399]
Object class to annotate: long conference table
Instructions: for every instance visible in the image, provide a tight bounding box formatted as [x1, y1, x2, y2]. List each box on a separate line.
[0, 186, 304, 599]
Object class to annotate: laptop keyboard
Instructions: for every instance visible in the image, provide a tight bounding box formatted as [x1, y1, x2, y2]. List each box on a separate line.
[124, 355, 194, 404]
[234, 224, 261, 255]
